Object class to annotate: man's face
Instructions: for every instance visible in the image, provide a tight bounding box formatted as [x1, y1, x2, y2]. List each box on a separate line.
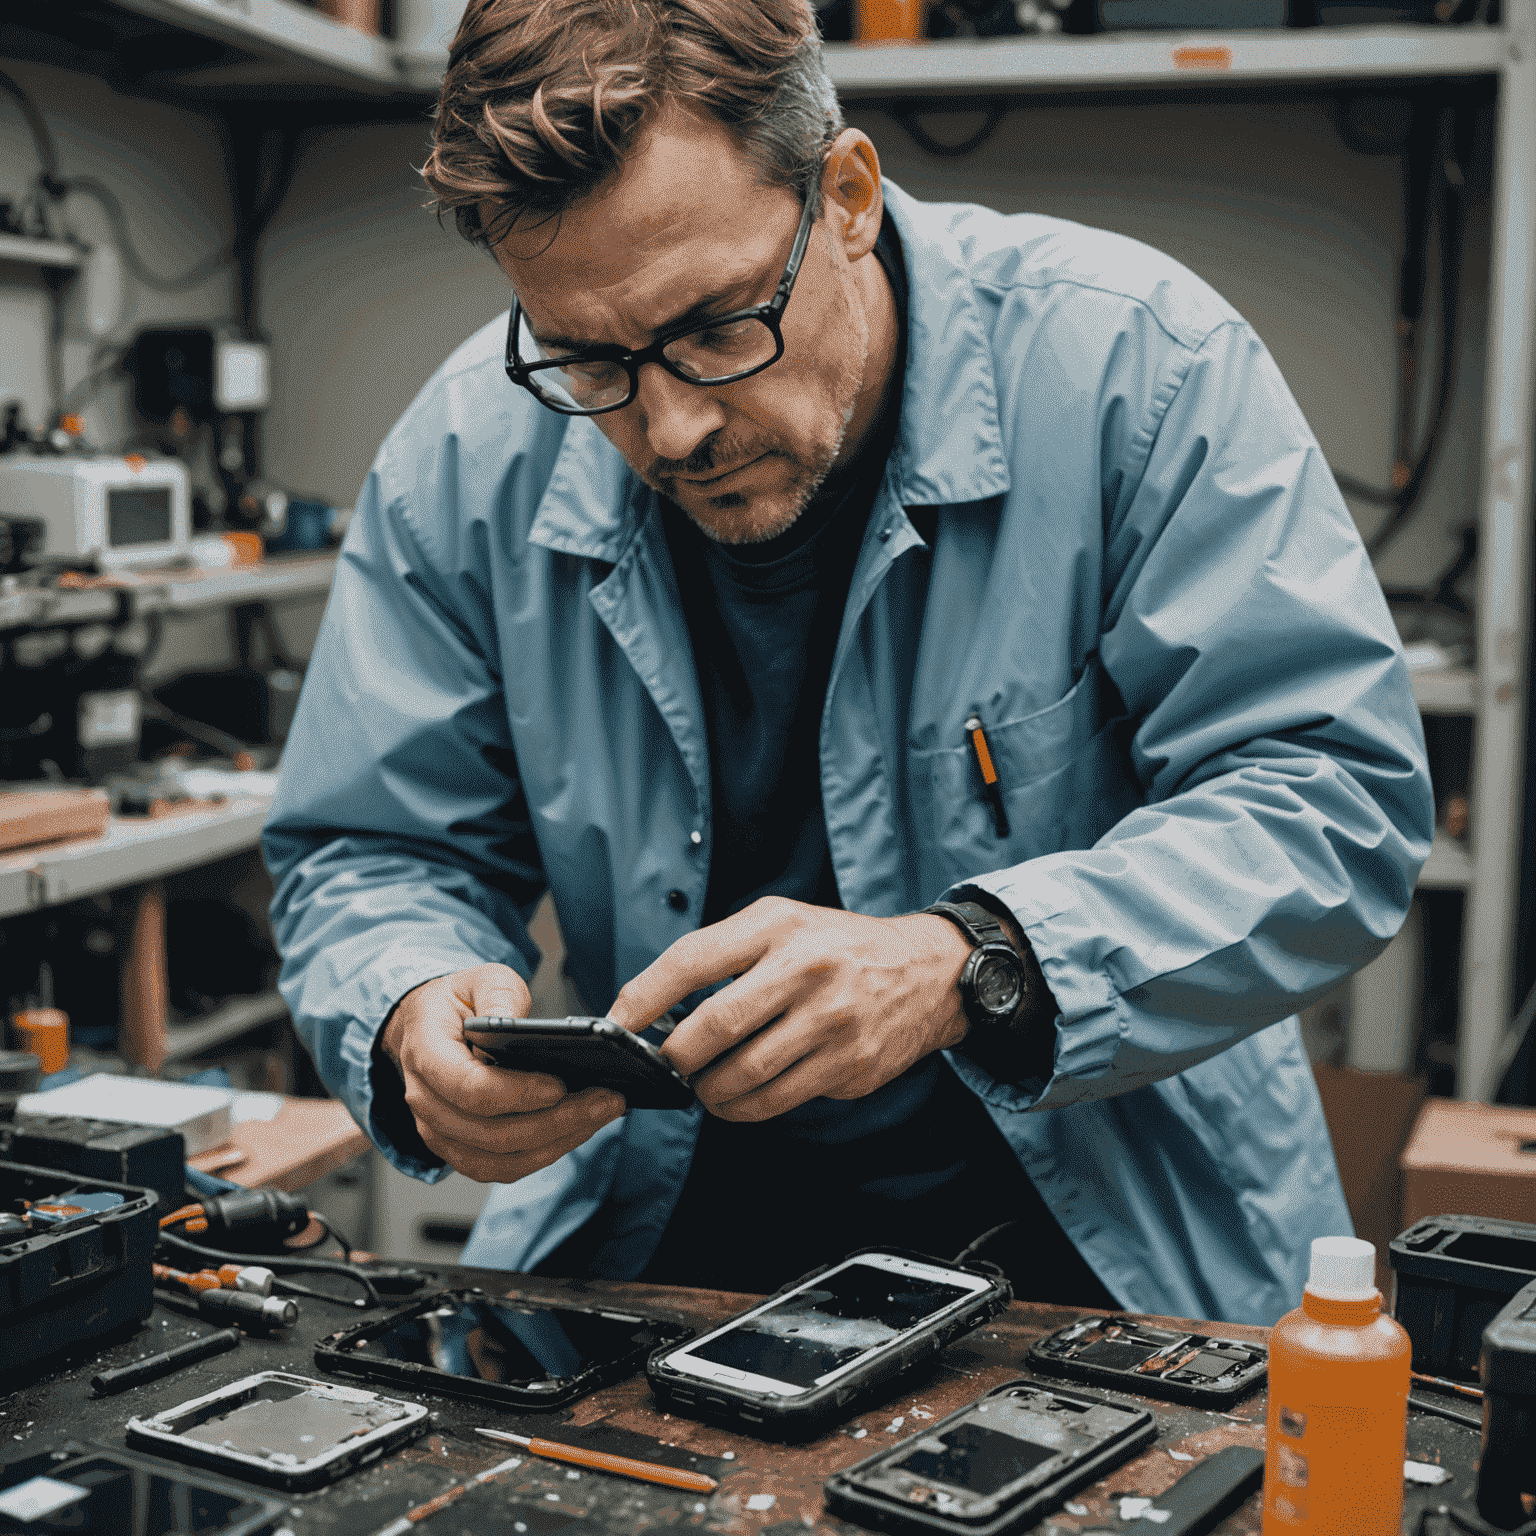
[493, 113, 886, 545]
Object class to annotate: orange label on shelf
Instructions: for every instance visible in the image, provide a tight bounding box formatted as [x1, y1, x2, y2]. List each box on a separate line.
[1172, 45, 1232, 69]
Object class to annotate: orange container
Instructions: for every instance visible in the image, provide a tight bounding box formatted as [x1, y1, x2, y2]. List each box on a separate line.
[854, 0, 924, 41]
[11, 1007, 69, 1075]
[1262, 1237, 1411, 1536]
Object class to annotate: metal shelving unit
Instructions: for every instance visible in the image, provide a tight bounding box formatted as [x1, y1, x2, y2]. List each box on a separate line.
[0, 796, 273, 920]
[0, 551, 338, 636]
[0, 235, 84, 270]
[163, 986, 289, 1062]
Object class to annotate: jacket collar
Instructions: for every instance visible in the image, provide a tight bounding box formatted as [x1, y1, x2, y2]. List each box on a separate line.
[526, 177, 1011, 561]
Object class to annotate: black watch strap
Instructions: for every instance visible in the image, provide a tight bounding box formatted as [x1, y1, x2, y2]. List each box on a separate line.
[923, 899, 1012, 951]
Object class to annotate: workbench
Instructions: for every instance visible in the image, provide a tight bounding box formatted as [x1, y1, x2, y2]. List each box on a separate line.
[0, 1265, 1485, 1536]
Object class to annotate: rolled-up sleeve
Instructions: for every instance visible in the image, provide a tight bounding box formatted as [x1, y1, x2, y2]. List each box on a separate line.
[264, 447, 544, 1179]
[952, 319, 1434, 1111]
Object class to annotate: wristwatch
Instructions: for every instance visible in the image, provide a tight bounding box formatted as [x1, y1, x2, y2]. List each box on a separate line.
[922, 899, 1029, 1033]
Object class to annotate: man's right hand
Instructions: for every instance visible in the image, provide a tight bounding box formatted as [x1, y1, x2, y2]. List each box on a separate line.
[378, 963, 626, 1183]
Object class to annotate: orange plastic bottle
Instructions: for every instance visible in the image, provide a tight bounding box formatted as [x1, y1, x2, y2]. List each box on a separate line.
[1262, 1236, 1411, 1536]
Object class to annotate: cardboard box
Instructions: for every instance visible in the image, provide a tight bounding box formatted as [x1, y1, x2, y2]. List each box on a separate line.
[1400, 1099, 1536, 1228]
[1313, 1065, 1428, 1278]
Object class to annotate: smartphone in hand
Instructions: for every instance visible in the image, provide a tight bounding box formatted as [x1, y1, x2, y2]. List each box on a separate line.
[462, 1016, 696, 1110]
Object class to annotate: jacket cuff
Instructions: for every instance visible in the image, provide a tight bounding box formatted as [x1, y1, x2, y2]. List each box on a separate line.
[943, 869, 1126, 1112]
[296, 947, 534, 1183]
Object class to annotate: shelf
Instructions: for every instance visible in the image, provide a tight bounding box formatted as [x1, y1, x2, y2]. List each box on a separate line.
[102, 0, 401, 95]
[1418, 830, 1474, 891]
[1410, 665, 1477, 716]
[0, 795, 271, 918]
[0, 551, 338, 636]
[162, 987, 289, 1061]
[0, 235, 85, 271]
[822, 24, 1510, 99]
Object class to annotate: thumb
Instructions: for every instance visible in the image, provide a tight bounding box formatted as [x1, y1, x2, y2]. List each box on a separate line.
[451, 962, 532, 1022]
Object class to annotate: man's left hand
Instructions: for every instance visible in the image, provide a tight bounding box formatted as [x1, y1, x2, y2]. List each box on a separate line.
[607, 897, 973, 1120]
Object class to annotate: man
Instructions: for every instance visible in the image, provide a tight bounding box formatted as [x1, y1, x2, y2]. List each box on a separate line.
[265, 0, 1433, 1325]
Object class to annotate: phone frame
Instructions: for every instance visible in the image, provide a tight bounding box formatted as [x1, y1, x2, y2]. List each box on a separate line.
[647, 1247, 1012, 1439]
[823, 1378, 1158, 1536]
[314, 1286, 695, 1408]
[1025, 1317, 1267, 1408]
[463, 1016, 696, 1109]
[125, 1370, 430, 1492]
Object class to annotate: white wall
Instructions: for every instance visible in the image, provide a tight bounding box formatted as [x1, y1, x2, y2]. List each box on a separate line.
[251, 96, 1486, 595]
[257, 121, 510, 508]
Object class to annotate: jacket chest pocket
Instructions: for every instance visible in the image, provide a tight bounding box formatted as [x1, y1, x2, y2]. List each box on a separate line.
[906, 659, 1142, 900]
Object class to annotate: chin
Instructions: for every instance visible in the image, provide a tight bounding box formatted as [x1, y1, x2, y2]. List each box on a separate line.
[675, 467, 822, 547]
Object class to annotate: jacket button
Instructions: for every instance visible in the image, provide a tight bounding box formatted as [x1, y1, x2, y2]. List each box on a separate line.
[666, 889, 689, 912]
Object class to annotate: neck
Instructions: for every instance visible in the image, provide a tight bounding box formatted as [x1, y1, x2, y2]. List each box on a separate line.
[834, 242, 900, 471]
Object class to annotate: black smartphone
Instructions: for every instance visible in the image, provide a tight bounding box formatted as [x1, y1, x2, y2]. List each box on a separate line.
[315, 1287, 694, 1409]
[462, 1016, 695, 1109]
[647, 1247, 1013, 1439]
[0, 1442, 287, 1536]
[823, 1379, 1158, 1536]
[1025, 1317, 1267, 1408]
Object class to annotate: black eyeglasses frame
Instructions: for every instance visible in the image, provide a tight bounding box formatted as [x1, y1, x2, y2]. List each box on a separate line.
[503, 186, 821, 418]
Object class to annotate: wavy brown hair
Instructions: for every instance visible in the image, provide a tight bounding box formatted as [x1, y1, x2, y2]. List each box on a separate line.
[422, 0, 844, 249]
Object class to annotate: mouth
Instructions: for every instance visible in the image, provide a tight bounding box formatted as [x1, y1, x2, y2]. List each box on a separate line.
[675, 453, 769, 490]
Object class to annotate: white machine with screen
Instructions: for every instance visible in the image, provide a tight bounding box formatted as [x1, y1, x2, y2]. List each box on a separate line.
[0, 455, 191, 570]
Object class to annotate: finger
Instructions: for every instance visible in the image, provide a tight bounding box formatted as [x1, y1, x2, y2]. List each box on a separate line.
[406, 1078, 624, 1154]
[659, 948, 812, 1077]
[704, 1052, 834, 1123]
[687, 1004, 827, 1105]
[451, 962, 533, 1020]
[427, 1121, 612, 1185]
[608, 898, 800, 1033]
[408, 1014, 569, 1116]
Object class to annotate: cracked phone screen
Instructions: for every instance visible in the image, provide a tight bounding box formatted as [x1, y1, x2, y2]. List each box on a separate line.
[688, 1263, 971, 1388]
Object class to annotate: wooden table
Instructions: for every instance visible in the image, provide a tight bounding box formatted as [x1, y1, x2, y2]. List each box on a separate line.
[187, 1094, 369, 1191]
[0, 1266, 1484, 1536]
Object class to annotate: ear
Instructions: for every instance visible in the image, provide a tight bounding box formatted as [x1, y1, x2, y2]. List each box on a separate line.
[820, 129, 884, 262]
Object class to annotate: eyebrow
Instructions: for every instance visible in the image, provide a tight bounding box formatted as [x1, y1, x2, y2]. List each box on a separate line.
[529, 277, 767, 355]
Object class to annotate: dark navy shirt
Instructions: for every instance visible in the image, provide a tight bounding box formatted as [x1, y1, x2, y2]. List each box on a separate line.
[637, 220, 1112, 1305]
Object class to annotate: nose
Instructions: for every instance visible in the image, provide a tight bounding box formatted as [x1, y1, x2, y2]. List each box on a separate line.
[632, 360, 727, 466]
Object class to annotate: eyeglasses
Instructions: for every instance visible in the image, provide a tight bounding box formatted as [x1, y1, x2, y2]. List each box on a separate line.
[504, 187, 820, 417]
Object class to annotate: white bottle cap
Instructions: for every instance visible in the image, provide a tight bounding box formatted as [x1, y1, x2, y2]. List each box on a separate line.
[1305, 1236, 1378, 1301]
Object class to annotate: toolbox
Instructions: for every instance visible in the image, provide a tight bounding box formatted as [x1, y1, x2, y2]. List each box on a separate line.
[0, 1158, 157, 1375]
[1388, 1212, 1536, 1378]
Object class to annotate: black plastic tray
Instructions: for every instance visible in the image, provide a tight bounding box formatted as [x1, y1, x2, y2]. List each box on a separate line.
[0, 1158, 157, 1375]
[1389, 1213, 1536, 1379]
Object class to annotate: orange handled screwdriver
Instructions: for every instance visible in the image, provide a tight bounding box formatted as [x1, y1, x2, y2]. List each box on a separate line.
[473, 1428, 718, 1493]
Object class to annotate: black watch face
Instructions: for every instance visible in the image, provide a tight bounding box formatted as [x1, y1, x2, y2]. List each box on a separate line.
[972, 951, 1023, 1016]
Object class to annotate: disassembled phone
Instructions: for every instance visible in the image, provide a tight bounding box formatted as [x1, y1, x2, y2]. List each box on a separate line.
[647, 1248, 1012, 1438]
[1026, 1317, 1267, 1408]
[125, 1370, 430, 1491]
[462, 1016, 695, 1109]
[823, 1379, 1158, 1536]
[0, 1442, 287, 1536]
[315, 1286, 694, 1408]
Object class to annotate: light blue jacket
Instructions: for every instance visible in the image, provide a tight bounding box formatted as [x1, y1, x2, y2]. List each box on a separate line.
[265, 182, 1433, 1326]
